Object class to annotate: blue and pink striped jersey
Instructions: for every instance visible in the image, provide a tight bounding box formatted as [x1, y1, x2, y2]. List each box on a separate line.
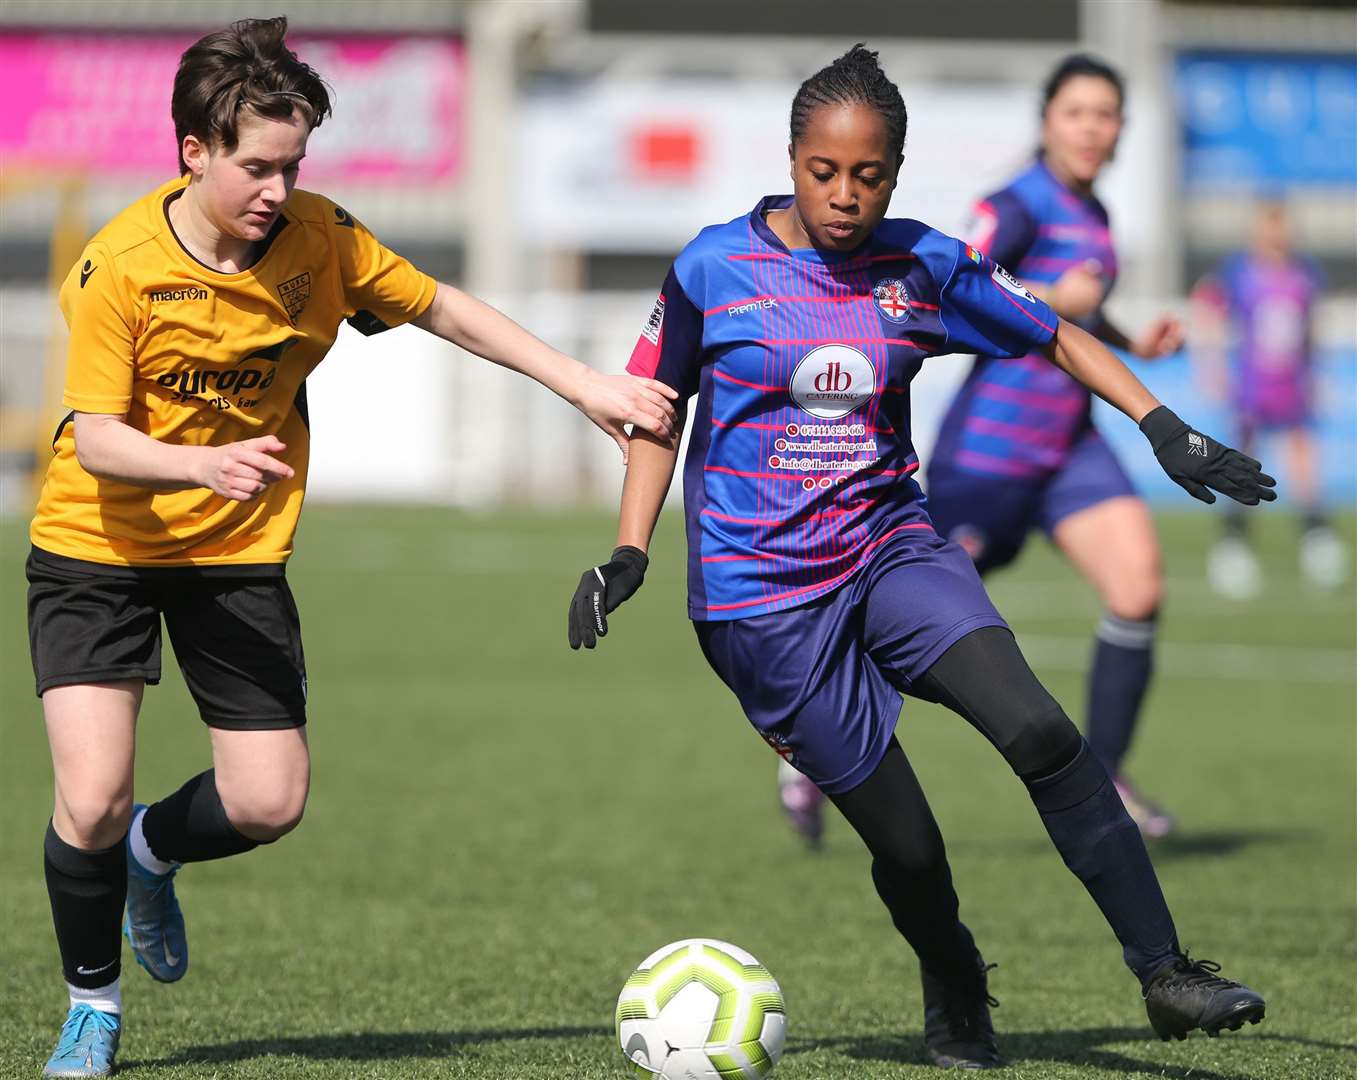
[626, 194, 1057, 622]
[934, 159, 1116, 479]
[1207, 252, 1321, 421]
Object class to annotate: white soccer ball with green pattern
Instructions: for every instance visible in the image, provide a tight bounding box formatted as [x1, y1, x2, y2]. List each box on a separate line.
[615, 938, 786, 1079]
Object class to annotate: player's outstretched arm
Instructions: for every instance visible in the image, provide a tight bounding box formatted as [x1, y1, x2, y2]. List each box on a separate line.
[73, 412, 294, 502]
[1043, 319, 1277, 506]
[412, 282, 678, 462]
[567, 428, 681, 650]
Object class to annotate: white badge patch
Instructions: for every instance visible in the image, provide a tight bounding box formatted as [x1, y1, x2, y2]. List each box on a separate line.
[1187, 432, 1208, 456]
[641, 294, 665, 345]
[789, 344, 876, 419]
[992, 264, 1036, 303]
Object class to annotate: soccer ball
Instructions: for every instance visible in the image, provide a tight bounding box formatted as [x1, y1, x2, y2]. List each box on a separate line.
[615, 938, 786, 1079]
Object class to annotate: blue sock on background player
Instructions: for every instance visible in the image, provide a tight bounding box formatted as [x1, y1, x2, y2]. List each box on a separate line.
[1085, 612, 1156, 775]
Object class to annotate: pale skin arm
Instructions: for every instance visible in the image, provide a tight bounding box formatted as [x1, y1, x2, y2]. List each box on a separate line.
[411, 282, 678, 461]
[614, 425, 683, 553]
[73, 412, 293, 501]
[1043, 318, 1161, 423]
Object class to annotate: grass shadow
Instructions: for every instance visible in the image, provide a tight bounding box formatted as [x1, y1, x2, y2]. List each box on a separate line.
[1148, 827, 1312, 860]
[955, 826, 1311, 862]
[118, 1025, 609, 1070]
[801, 1024, 1354, 1079]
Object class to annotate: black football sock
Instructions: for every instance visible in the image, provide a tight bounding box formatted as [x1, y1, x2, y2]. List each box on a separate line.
[1023, 742, 1179, 985]
[141, 769, 259, 864]
[913, 628, 1179, 986]
[44, 822, 126, 989]
[830, 740, 980, 980]
[1085, 612, 1156, 776]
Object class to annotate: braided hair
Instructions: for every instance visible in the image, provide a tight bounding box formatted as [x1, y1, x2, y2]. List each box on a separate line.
[789, 44, 907, 161]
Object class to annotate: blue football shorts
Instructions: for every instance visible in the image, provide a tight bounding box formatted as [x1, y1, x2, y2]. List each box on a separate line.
[693, 529, 1006, 794]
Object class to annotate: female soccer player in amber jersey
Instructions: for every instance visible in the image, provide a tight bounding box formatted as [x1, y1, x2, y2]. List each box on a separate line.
[568, 45, 1271, 1070]
[926, 56, 1189, 839]
[29, 18, 676, 1078]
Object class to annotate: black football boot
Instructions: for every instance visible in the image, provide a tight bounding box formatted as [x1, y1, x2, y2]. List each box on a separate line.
[922, 955, 1003, 1069]
[1143, 952, 1266, 1041]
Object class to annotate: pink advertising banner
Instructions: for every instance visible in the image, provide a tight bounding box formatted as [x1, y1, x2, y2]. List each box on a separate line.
[0, 32, 463, 182]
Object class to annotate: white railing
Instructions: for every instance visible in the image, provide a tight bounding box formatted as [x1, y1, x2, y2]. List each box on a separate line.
[4, 288, 1354, 511]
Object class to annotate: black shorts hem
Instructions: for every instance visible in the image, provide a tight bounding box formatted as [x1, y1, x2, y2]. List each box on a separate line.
[199, 713, 307, 731]
[35, 668, 162, 698]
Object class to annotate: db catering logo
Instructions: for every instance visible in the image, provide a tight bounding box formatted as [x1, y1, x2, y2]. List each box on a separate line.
[789, 344, 876, 419]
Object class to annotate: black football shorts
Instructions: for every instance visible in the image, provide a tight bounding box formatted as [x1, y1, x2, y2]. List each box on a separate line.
[26, 547, 307, 729]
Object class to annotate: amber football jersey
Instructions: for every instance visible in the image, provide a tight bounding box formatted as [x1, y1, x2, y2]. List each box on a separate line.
[31, 177, 436, 569]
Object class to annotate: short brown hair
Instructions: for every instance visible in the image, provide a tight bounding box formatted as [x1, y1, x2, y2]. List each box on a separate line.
[172, 16, 332, 175]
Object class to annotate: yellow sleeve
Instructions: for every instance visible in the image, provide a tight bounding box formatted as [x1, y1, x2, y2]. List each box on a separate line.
[330, 203, 437, 333]
[57, 241, 137, 415]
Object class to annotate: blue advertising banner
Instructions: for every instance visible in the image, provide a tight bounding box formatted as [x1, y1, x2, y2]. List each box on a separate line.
[1177, 52, 1357, 190]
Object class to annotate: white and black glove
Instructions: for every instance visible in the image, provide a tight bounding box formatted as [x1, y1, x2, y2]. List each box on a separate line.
[568, 546, 648, 650]
[1140, 406, 1277, 506]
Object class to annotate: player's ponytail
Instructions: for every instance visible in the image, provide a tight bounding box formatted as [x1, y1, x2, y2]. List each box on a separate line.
[172, 16, 333, 175]
[790, 44, 908, 163]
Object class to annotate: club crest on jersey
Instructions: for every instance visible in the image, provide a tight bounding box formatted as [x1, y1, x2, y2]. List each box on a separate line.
[873, 278, 912, 323]
[277, 272, 311, 323]
[790, 344, 876, 419]
[641, 294, 665, 345]
[991, 264, 1036, 303]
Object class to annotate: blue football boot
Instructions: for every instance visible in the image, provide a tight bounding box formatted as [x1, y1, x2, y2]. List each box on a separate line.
[43, 1004, 121, 1078]
[123, 804, 188, 982]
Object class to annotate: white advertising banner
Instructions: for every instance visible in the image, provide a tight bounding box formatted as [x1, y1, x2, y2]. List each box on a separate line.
[517, 77, 1157, 252]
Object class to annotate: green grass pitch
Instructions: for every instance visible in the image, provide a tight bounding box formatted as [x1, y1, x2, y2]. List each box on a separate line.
[2, 507, 1353, 1079]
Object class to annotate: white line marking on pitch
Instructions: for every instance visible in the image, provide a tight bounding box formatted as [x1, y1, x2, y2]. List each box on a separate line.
[1015, 635, 1356, 685]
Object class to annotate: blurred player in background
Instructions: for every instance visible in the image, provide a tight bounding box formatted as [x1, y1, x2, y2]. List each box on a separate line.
[1191, 198, 1347, 598]
[921, 55, 1185, 840]
[570, 44, 1270, 1071]
[27, 18, 676, 1078]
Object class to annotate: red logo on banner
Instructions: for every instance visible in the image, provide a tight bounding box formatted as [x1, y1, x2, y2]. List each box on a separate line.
[628, 123, 702, 182]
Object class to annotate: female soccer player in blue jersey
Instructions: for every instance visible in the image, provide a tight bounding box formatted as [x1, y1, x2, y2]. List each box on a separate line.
[925, 55, 1186, 838]
[1192, 198, 1347, 596]
[568, 45, 1272, 1070]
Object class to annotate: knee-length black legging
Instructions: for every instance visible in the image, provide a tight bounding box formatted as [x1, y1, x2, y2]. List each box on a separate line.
[828, 626, 1179, 983]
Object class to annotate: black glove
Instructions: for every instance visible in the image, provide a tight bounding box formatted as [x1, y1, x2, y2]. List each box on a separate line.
[1140, 406, 1277, 506]
[568, 546, 648, 650]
